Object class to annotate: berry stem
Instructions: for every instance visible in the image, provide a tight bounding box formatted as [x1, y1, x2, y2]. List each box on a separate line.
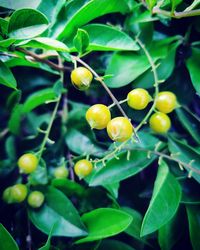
[134, 37, 159, 132]
[71, 55, 140, 142]
[108, 98, 128, 109]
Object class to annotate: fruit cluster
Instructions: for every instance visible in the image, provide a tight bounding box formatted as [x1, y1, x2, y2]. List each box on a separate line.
[2, 153, 93, 206]
[71, 67, 178, 137]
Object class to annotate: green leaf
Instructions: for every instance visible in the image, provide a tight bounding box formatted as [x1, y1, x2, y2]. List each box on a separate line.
[146, 0, 157, 10]
[89, 150, 157, 186]
[135, 41, 180, 88]
[17, 37, 69, 52]
[54, 0, 129, 39]
[65, 129, 105, 157]
[37, 0, 65, 27]
[158, 210, 182, 250]
[0, 60, 17, 89]
[186, 206, 200, 250]
[28, 187, 87, 237]
[28, 162, 48, 186]
[176, 108, 200, 144]
[0, 0, 40, 9]
[22, 88, 57, 113]
[76, 208, 132, 243]
[186, 48, 200, 94]
[105, 52, 151, 88]
[168, 137, 200, 184]
[0, 224, 19, 250]
[73, 28, 89, 54]
[98, 239, 136, 250]
[0, 38, 16, 48]
[51, 178, 85, 197]
[0, 18, 9, 35]
[122, 207, 145, 241]
[8, 104, 23, 135]
[81, 24, 139, 51]
[140, 160, 181, 236]
[8, 8, 49, 39]
[103, 182, 119, 199]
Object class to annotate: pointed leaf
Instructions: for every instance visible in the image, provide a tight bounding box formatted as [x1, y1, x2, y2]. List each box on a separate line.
[140, 161, 181, 236]
[0, 60, 17, 89]
[0, 224, 19, 250]
[76, 208, 132, 243]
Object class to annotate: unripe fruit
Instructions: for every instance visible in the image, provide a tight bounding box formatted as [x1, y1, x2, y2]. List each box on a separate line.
[127, 88, 151, 110]
[155, 91, 177, 114]
[71, 67, 93, 90]
[107, 117, 133, 142]
[18, 153, 38, 174]
[2, 187, 13, 204]
[10, 184, 28, 203]
[74, 159, 93, 178]
[28, 191, 45, 208]
[149, 112, 171, 134]
[54, 166, 69, 179]
[86, 104, 111, 129]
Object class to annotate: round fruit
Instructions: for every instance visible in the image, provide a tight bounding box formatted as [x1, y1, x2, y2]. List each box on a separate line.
[86, 104, 111, 129]
[107, 117, 133, 142]
[71, 67, 93, 90]
[28, 191, 45, 208]
[54, 166, 69, 179]
[10, 184, 28, 203]
[127, 88, 151, 110]
[155, 91, 177, 114]
[74, 159, 93, 178]
[2, 187, 13, 204]
[18, 153, 38, 174]
[149, 112, 171, 134]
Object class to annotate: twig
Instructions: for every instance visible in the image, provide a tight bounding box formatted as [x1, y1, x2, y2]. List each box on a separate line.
[67, 153, 75, 181]
[134, 37, 159, 132]
[15, 47, 70, 71]
[152, 6, 200, 18]
[71, 55, 140, 142]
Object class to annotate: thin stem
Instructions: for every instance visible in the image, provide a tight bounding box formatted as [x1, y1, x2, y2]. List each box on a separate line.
[0, 128, 8, 140]
[67, 153, 75, 181]
[134, 37, 159, 132]
[15, 47, 71, 71]
[108, 98, 128, 109]
[37, 97, 61, 161]
[152, 6, 200, 18]
[130, 147, 200, 175]
[71, 55, 140, 142]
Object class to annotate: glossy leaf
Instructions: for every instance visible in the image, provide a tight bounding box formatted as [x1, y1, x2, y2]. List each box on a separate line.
[55, 0, 129, 39]
[38, 224, 55, 250]
[8, 8, 49, 39]
[176, 108, 200, 144]
[18, 37, 69, 52]
[89, 150, 157, 186]
[28, 187, 87, 237]
[76, 208, 132, 243]
[0, 18, 8, 35]
[158, 210, 182, 250]
[73, 28, 89, 54]
[0, 0, 40, 9]
[82, 24, 139, 51]
[140, 160, 181, 236]
[22, 88, 57, 113]
[65, 129, 105, 157]
[168, 137, 200, 184]
[8, 104, 23, 135]
[0, 60, 17, 89]
[186, 48, 200, 94]
[0, 224, 19, 250]
[186, 206, 200, 250]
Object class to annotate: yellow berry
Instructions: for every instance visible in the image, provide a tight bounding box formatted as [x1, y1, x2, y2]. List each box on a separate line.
[10, 184, 28, 203]
[18, 153, 38, 174]
[74, 159, 93, 178]
[54, 166, 69, 179]
[71, 67, 93, 90]
[107, 117, 133, 142]
[28, 191, 45, 208]
[155, 91, 177, 114]
[149, 112, 171, 134]
[86, 104, 111, 129]
[127, 88, 151, 110]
